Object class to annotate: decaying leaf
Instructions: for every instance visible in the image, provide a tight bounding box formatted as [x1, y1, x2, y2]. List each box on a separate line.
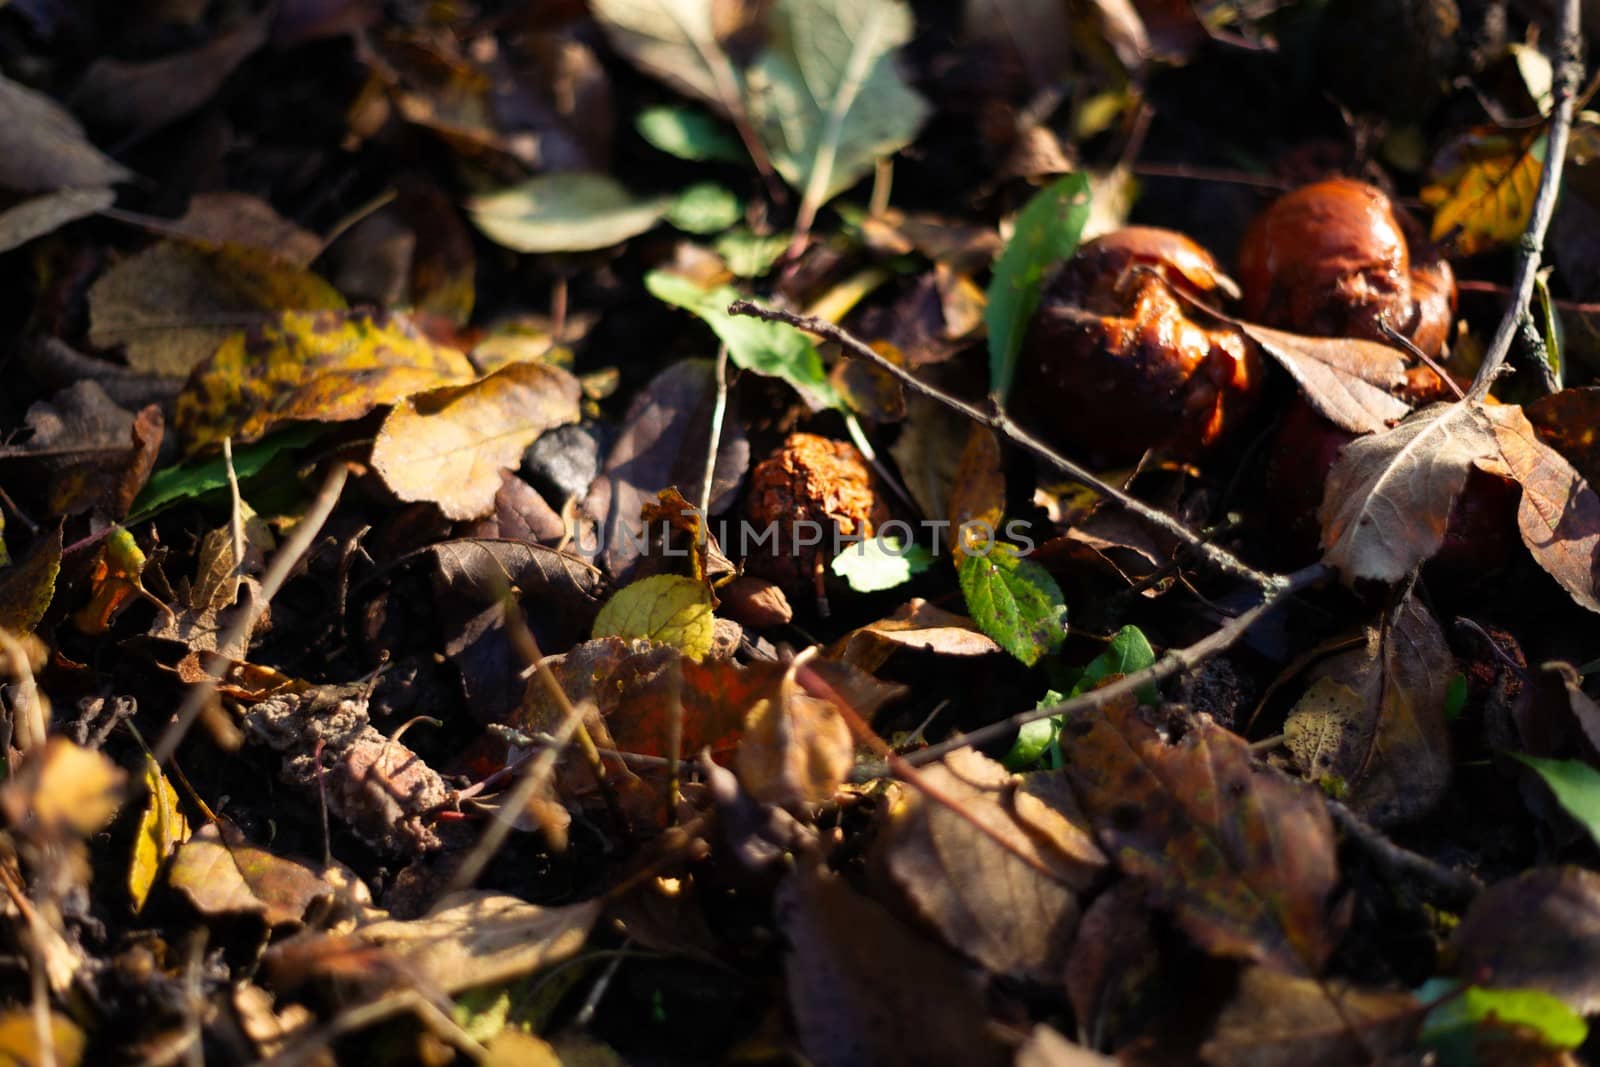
[1060, 700, 1341, 973]
[1200, 966, 1422, 1067]
[129, 756, 191, 912]
[1, 381, 162, 518]
[72, 11, 268, 130]
[1235, 321, 1411, 435]
[1452, 866, 1600, 1015]
[737, 659, 855, 812]
[175, 308, 476, 452]
[1284, 591, 1453, 825]
[175, 192, 324, 267]
[592, 573, 716, 660]
[1320, 401, 1499, 584]
[167, 824, 338, 926]
[0, 527, 62, 634]
[1423, 127, 1544, 256]
[0, 71, 133, 192]
[878, 749, 1103, 981]
[0, 187, 114, 255]
[372, 360, 582, 520]
[829, 598, 1002, 670]
[777, 864, 1011, 1067]
[1525, 385, 1600, 488]
[89, 241, 347, 377]
[946, 424, 1005, 561]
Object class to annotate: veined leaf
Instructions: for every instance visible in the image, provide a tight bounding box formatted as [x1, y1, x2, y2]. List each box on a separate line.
[1423, 128, 1545, 256]
[468, 173, 669, 253]
[592, 574, 716, 660]
[957, 542, 1067, 666]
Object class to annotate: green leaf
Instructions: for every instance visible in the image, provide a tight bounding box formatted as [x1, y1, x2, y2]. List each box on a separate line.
[593, 574, 716, 660]
[468, 173, 669, 253]
[644, 270, 839, 409]
[636, 104, 746, 163]
[747, 0, 930, 231]
[986, 173, 1092, 400]
[127, 425, 322, 523]
[664, 182, 743, 234]
[1003, 626, 1156, 769]
[830, 536, 933, 593]
[716, 228, 790, 278]
[1512, 754, 1600, 848]
[1445, 672, 1469, 721]
[957, 543, 1067, 666]
[1004, 712, 1060, 771]
[1418, 979, 1587, 1064]
[1535, 269, 1562, 387]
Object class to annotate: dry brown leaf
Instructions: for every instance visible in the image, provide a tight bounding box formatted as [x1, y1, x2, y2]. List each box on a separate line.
[1284, 591, 1453, 825]
[90, 241, 348, 377]
[357, 890, 599, 994]
[947, 424, 1005, 559]
[1235, 321, 1411, 435]
[1525, 385, 1600, 489]
[167, 824, 337, 926]
[176, 192, 324, 267]
[1200, 966, 1421, 1067]
[1320, 401, 1499, 584]
[777, 864, 1011, 1067]
[1065, 881, 1160, 1051]
[0, 187, 115, 254]
[829, 598, 1002, 671]
[1452, 866, 1600, 1015]
[372, 360, 582, 520]
[0, 526, 62, 634]
[0, 71, 133, 193]
[1060, 700, 1341, 973]
[1477, 404, 1600, 614]
[0, 1009, 86, 1067]
[12, 738, 124, 837]
[72, 12, 268, 130]
[1, 381, 162, 518]
[890, 391, 970, 519]
[737, 662, 855, 812]
[878, 749, 1103, 982]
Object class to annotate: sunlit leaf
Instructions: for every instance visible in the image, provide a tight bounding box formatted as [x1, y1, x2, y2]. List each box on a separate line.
[957, 542, 1067, 666]
[1423, 128, 1545, 256]
[1514, 754, 1600, 848]
[636, 104, 745, 162]
[592, 574, 716, 660]
[468, 172, 669, 253]
[129, 756, 191, 913]
[664, 181, 743, 234]
[830, 536, 933, 593]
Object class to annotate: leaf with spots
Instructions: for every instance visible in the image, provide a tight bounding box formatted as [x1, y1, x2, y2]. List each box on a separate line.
[1059, 699, 1341, 974]
[957, 542, 1067, 666]
[175, 309, 476, 453]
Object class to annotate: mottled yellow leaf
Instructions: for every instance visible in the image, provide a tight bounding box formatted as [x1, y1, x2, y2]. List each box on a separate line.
[1422, 128, 1545, 256]
[592, 574, 715, 659]
[129, 756, 191, 913]
[89, 240, 346, 376]
[176, 309, 476, 453]
[371, 360, 582, 520]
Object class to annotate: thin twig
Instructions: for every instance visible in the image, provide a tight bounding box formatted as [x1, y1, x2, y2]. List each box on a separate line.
[223, 436, 245, 570]
[150, 462, 350, 767]
[1467, 0, 1582, 400]
[855, 562, 1330, 778]
[726, 300, 1279, 591]
[699, 344, 729, 519]
[1325, 797, 1481, 904]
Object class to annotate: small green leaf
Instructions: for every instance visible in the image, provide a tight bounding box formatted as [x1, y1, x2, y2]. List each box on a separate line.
[1445, 672, 1469, 721]
[1076, 625, 1158, 701]
[986, 173, 1091, 401]
[664, 182, 743, 234]
[468, 173, 669, 253]
[957, 543, 1067, 666]
[1512, 753, 1600, 848]
[636, 105, 746, 163]
[593, 574, 716, 660]
[830, 536, 933, 593]
[127, 425, 322, 523]
[644, 271, 839, 409]
[1004, 711, 1060, 771]
[1418, 978, 1587, 1064]
[716, 228, 789, 278]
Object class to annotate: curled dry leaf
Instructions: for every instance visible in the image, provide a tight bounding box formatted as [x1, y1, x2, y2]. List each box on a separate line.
[0, 71, 133, 193]
[1234, 321, 1411, 435]
[2, 381, 162, 518]
[371, 360, 582, 520]
[90, 241, 347, 378]
[176, 309, 476, 453]
[1284, 591, 1453, 825]
[0, 187, 115, 255]
[828, 597, 1001, 670]
[1525, 385, 1600, 488]
[1060, 700, 1341, 973]
[737, 659, 855, 813]
[72, 11, 268, 130]
[1452, 866, 1600, 1015]
[946, 425, 1005, 560]
[1320, 401, 1498, 584]
[1200, 966, 1421, 1067]
[777, 863, 1011, 1067]
[167, 824, 337, 926]
[878, 749, 1104, 982]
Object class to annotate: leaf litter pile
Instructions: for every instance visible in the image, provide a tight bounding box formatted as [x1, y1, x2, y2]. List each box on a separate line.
[10, 0, 1600, 1064]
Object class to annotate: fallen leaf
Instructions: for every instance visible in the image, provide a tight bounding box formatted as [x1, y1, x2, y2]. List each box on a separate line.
[947, 424, 1005, 561]
[1015, 1025, 1118, 1066]
[829, 598, 1002, 670]
[371, 360, 582, 520]
[987, 173, 1091, 399]
[1524, 385, 1600, 489]
[1514, 754, 1600, 848]
[1200, 966, 1421, 1067]
[469, 172, 668, 253]
[129, 756, 191, 913]
[72, 11, 268, 130]
[89, 240, 347, 377]
[1059, 700, 1341, 973]
[0, 187, 114, 254]
[167, 824, 336, 926]
[0, 1009, 86, 1067]
[176, 308, 477, 453]
[737, 660, 855, 812]
[175, 192, 323, 267]
[128, 425, 322, 523]
[958, 542, 1068, 666]
[829, 535, 934, 593]
[19, 738, 124, 837]
[1320, 401, 1499, 584]
[0, 71, 133, 192]
[747, 0, 932, 238]
[1451, 866, 1600, 1015]
[0, 527, 62, 634]
[1, 381, 162, 518]
[1064, 881, 1160, 1051]
[878, 749, 1103, 981]
[1418, 979, 1587, 1062]
[776, 863, 1011, 1067]
[1477, 404, 1600, 614]
[592, 573, 716, 659]
[357, 890, 599, 994]
[1423, 127, 1544, 256]
[1235, 321, 1412, 434]
[1283, 591, 1453, 825]
[890, 391, 971, 519]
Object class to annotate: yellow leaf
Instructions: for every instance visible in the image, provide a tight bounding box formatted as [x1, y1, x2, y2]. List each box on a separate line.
[175, 309, 477, 453]
[129, 757, 191, 913]
[1422, 128, 1545, 256]
[371, 361, 582, 520]
[89, 241, 346, 376]
[947, 425, 1005, 562]
[29, 738, 124, 837]
[592, 574, 715, 660]
[0, 1008, 86, 1067]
